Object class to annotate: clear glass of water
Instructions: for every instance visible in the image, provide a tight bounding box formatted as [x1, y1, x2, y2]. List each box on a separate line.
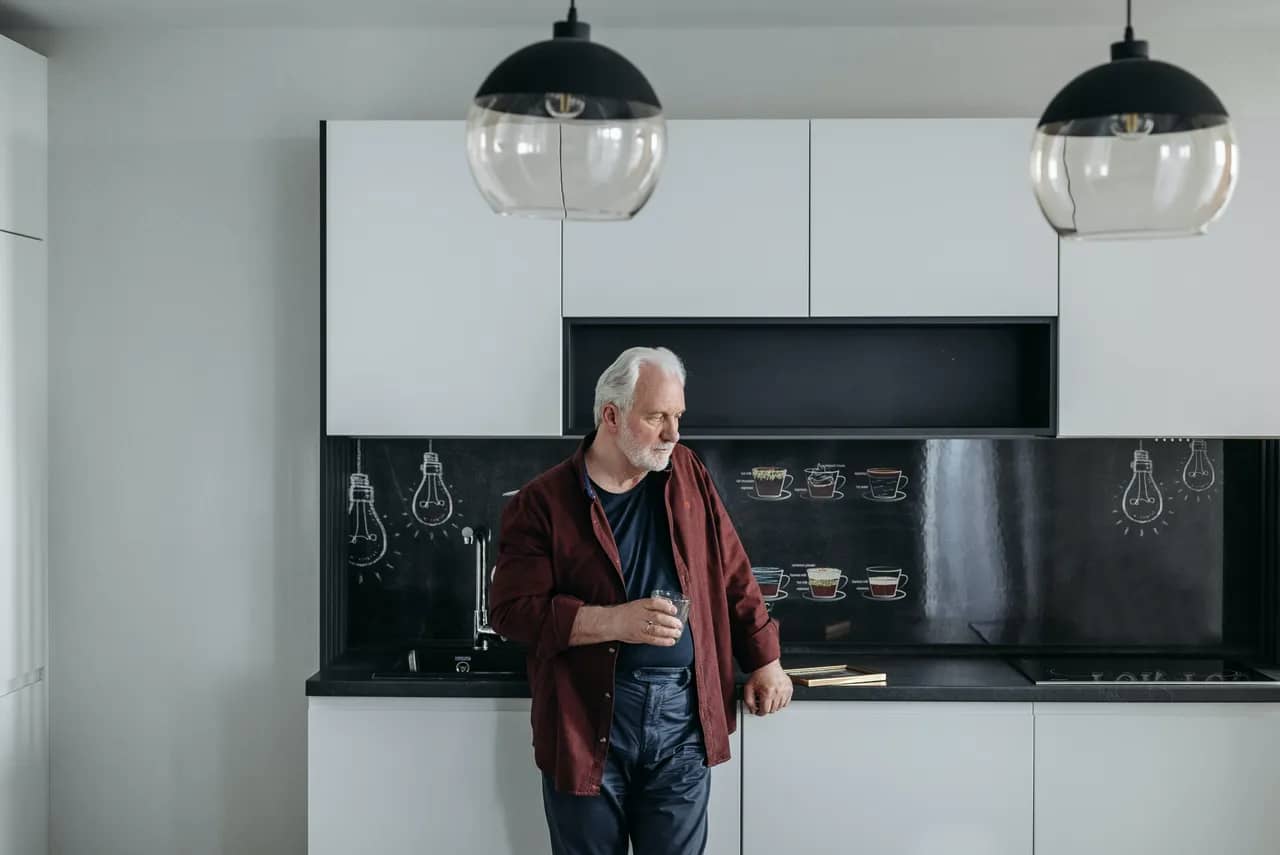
[651, 589, 691, 632]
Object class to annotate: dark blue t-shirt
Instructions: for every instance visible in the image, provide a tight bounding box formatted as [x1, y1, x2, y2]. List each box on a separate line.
[592, 472, 695, 670]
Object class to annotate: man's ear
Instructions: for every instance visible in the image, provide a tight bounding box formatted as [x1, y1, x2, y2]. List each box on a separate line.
[601, 403, 620, 431]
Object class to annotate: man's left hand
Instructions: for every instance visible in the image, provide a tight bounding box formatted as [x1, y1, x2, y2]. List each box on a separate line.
[743, 659, 792, 716]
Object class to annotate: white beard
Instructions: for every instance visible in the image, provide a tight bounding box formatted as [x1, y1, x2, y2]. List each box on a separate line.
[618, 420, 675, 472]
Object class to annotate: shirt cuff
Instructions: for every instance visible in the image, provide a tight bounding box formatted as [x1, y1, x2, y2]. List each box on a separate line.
[544, 593, 586, 658]
[736, 619, 782, 673]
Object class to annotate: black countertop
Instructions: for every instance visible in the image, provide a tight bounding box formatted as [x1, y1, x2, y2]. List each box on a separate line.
[306, 652, 1280, 703]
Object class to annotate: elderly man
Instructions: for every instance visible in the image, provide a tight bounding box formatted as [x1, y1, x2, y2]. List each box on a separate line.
[489, 345, 791, 855]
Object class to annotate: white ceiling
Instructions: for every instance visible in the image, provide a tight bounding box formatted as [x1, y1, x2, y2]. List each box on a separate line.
[7, 0, 1280, 29]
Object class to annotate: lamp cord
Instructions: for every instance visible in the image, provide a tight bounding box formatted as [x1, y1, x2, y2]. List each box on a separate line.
[1124, 0, 1134, 41]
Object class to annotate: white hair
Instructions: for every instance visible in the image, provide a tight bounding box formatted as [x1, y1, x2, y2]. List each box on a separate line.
[592, 347, 686, 428]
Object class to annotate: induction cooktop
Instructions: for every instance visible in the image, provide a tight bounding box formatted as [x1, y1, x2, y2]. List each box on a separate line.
[1011, 657, 1277, 685]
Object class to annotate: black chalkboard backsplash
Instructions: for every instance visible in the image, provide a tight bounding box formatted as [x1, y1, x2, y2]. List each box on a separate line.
[335, 437, 1256, 654]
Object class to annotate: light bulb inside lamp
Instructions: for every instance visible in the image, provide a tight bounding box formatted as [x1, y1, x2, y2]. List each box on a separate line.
[1109, 112, 1156, 140]
[544, 92, 587, 119]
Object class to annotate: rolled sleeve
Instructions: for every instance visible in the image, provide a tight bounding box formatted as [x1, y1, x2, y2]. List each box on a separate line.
[489, 491, 583, 661]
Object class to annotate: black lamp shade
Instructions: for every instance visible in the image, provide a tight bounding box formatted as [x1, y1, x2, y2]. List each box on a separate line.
[1031, 40, 1238, 239]
[466, 14, 666, 221]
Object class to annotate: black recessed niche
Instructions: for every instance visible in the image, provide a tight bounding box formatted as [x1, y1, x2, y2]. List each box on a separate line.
[564, 317, 1056, 437]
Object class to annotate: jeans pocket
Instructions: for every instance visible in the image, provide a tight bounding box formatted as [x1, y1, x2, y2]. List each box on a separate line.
[673, 735, 707, 768]
[654, 686, 702, 764]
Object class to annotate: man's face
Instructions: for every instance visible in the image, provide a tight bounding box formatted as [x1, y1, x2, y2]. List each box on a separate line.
[614, 364, 685, 472]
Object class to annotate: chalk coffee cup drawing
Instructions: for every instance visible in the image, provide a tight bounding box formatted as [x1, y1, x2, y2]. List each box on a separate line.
[751, 567, 790, 600]
[751, 466, 793, 499]
[804, 465, 846, 499]
[805, 567, 848, 599]
[859, 467, 909, 500]
[864, 566, 909, 599]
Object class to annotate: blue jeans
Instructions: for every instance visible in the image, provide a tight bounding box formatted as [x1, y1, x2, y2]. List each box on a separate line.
[542, 666, 710, 855]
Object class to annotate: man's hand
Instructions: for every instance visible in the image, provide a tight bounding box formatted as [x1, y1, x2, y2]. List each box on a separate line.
[608, 598, 684, 646]
[743, 659, 792, 716]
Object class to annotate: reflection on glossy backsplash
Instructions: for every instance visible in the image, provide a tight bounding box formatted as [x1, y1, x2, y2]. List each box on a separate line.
[338, 437, 1245, 651]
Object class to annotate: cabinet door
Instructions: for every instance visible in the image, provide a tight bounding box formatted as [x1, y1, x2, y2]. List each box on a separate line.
[811, 119, 1056, 318]
[1035, 703, 1280, 855]
[310, 697, 739, 855]
[705, 702, 742, 855]
[742, 702, 1033, 855]
[0, 233, 46, 685]
[325, 121, 562, 436]
[0, 37, 45, 239]
[563, 120, 809, 318]
[0, 680, 48, 855]
[308, 697, 548, 855]
[1058, 119, 1280, 436]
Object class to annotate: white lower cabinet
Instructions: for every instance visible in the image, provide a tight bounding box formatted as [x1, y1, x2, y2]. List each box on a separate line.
[707, 704, 742, 855]
[311, 696, 1280, 855]
[1034, 703, 1280, 855]
[307, 696, 741, 855]
[741, 702, 1034, 855]
[309, 697, 547, 855]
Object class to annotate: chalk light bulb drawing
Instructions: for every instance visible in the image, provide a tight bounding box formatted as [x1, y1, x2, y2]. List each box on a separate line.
[412, 450, 454, 527]
[1122, 447, 1164, 524]
[1181, 439, 1216, 492]
[347, 473, 388, 568]
[347, 440, 388, 573]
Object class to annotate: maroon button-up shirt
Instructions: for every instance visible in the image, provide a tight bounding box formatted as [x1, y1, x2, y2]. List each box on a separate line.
[489, 434, 780, 796]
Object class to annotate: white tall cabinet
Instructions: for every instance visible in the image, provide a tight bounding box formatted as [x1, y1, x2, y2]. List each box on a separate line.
[0, 34, 45, 239]
[0, 233, 46, 687]
[325, 121, 563, 436]
[0, 33, 46, 855]
[1058, 118, 1280, 436]
[0, 679, 46, 855]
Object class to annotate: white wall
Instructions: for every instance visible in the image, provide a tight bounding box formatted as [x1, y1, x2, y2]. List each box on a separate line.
[23, 21, 1280, 855]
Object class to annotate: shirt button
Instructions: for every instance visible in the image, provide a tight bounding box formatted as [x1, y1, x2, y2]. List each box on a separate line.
[598, 737, 607, 743]
[607, 647, 616, 654]
[604, 691, 611, 698]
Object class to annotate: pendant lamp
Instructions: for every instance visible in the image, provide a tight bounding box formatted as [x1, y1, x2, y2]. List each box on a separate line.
[465, 1, 666, 221]
[1031, 1, 1237, 239]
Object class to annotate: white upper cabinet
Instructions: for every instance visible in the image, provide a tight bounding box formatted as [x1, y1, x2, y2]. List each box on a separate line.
[562, 120, 810, 318]
[325, 121, 563, 436]
[0, 37, 46, 240]
[811, 119, 1057, 317]
[1059, 118, 1280, 437]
